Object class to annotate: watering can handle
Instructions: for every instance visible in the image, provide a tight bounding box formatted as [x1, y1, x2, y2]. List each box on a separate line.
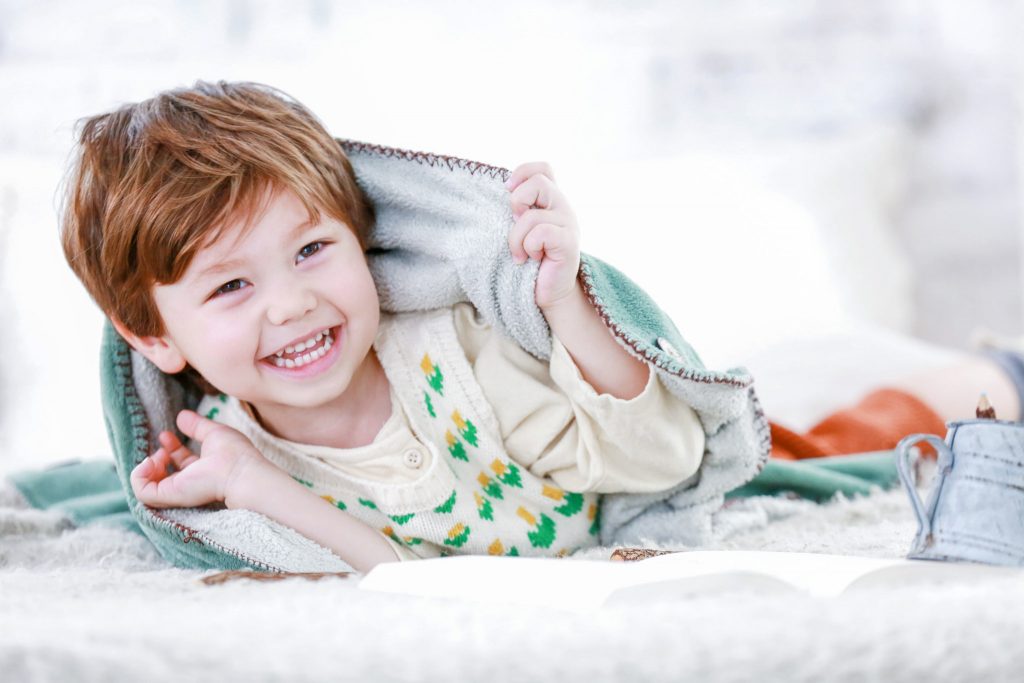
[895, 433, 953, 543]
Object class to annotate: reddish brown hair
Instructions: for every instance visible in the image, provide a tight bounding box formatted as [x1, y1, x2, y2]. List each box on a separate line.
[59, 79, 375, 338]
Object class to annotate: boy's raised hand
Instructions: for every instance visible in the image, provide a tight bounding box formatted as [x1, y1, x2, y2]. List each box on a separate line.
[505, 162, 582, 310]
[130, 409, 270, 510]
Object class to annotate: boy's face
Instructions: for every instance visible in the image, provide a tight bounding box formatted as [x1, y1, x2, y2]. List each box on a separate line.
[139, 185, 380, 412]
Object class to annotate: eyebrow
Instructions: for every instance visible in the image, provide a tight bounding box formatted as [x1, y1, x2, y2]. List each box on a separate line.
[194, 218, 316, 282]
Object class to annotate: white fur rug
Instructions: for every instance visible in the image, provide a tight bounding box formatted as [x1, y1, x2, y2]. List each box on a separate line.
[4, 474, 1024, 683]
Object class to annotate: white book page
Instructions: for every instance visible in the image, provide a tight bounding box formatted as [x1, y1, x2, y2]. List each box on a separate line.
[630, 550, 912, 598]
[358, 551, 945, 610]
[606, 552, 1021, 605]
[359, 554, 634, 610]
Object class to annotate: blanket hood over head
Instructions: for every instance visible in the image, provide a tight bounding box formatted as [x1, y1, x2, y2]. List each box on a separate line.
[100, 140, 772, 572]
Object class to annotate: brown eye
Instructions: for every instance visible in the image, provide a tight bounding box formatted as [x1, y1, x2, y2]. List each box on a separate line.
[215, 279, 248, 297]
[296, 241, 324, 263]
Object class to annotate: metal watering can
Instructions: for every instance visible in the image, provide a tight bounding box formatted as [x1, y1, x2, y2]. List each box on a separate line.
[897, 418, 1024, 566]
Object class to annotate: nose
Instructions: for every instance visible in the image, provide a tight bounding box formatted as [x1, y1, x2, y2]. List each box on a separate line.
[266, 281, 317, 326]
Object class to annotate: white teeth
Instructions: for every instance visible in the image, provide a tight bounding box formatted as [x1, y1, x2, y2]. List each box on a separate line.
[271, 328, 336, 367]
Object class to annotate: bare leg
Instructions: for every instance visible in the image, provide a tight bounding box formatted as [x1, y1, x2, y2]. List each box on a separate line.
[887, 356, 1020, 424]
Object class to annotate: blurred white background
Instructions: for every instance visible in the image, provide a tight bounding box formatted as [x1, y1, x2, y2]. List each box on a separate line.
[1, 0, 1022, 470]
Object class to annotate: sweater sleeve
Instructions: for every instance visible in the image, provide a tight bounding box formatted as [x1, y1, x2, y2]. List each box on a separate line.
[452, 303, 705, 493]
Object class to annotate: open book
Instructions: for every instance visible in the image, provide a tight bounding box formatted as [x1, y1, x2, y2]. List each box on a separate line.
[358, 550, 1020, 609]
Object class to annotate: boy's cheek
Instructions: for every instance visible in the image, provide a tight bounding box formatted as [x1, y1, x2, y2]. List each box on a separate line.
[180, 365, 224, 397]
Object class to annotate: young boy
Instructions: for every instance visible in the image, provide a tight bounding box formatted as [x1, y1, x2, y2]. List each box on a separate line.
[60, 80, 708, 573]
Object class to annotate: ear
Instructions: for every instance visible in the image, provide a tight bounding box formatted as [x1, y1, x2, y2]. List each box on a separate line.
[110, 319, 188, 374]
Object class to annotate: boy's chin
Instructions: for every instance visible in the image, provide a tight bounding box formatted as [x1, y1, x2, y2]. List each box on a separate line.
[245, 389, 340, 412]
[257, 367, 362, 409]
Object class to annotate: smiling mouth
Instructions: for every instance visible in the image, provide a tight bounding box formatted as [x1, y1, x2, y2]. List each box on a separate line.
[263, 326, 337, 368]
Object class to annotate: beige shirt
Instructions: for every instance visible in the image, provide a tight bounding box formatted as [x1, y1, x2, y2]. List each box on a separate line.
[219, 302, 706, 560]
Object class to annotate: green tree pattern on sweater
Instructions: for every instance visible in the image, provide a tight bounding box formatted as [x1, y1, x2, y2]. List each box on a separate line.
[423, 391, 436, 418]
[452, 410, 478, 446]
[420, 353, 444, 396]
[445, 430, 468, 462]
[443, 522, 471, 548]
[434, 490, 457, 513]
[477, 472, 503, 500]
[320, 494, 347, 511]
[490, 459, 523, 488]
[474, 492, 494, 521]
[542, 485, 584, 517]
[389, 512, 416, 525]
[516, 507, 557, 548]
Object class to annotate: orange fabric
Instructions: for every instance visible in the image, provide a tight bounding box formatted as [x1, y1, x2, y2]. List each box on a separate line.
[769, 388, 947, 460]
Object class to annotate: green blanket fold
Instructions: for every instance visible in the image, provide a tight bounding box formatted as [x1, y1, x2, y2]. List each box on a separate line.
[724, 451, 899, 502]
[8, 459, 138, 533]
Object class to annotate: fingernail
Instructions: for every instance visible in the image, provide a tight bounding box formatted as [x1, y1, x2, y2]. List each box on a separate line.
[504, 176, 514, 189]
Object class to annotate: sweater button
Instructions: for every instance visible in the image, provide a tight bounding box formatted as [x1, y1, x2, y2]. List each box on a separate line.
[403, 449, 424, 469]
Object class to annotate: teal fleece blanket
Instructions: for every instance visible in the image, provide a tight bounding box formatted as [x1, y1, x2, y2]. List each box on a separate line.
[9, 139, 795, 571]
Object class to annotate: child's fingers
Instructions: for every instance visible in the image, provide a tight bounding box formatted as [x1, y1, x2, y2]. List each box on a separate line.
[504, 161, 556, 192]
[508, 208, 560, 263]
[158, 430, 180, 449]
[509, 174, 561, 216]
[131, 450, 197, 508]
[522, 223, 568, 263]
[130, 449, 171, 501]
[175, 409, 223, 444]
[143, 449, 172, 478]
[157, 430, 198, 470]
[130, 453, 156, 483]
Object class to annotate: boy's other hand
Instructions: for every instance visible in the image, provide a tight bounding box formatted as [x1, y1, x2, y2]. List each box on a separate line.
[505, 162, 582, 310]
[130, 410, 271, 510]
